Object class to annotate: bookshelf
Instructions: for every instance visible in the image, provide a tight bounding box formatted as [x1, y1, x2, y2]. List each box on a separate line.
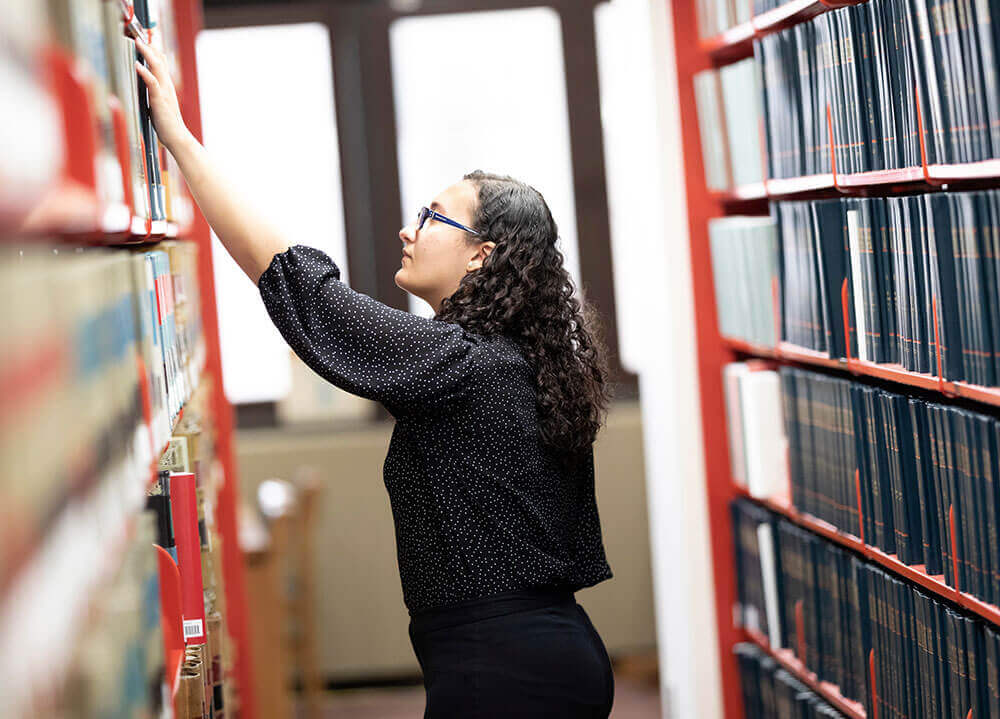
[700, 0, 861, 64]
[1, 1, 254, 716]
[745, 627, 867, 719]
[735, 487, 1000, 628]
[673, 0, 1000, 717]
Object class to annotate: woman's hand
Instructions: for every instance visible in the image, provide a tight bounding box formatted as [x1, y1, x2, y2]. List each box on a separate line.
[134, 37, 189, 152]
[133, 34, 289, 283]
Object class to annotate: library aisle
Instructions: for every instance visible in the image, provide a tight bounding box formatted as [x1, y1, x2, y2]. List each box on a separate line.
[14, 0, 1000, 717]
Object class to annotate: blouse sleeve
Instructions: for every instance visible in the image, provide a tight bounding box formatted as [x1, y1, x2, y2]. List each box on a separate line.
[257, 244, 481, 417]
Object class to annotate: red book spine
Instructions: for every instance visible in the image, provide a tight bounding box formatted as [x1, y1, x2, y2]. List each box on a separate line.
[169, 471, 206, 644]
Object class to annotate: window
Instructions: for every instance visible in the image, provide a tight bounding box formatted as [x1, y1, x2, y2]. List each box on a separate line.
[389, 7, 581, 317]
[196, 23, 348, 404]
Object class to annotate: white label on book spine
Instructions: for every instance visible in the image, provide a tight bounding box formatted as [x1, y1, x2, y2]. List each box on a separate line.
[847, 209, 868, 362]
[183, 619, 204, 640]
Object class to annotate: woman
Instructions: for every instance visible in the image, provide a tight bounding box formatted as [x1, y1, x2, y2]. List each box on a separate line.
[136, 37, 615, 718]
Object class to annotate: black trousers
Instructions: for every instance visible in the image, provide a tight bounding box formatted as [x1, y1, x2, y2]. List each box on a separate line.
[407, 587, 614, 719]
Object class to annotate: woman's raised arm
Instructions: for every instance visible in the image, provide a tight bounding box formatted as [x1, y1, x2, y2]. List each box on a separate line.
[134, 36, 287, 283]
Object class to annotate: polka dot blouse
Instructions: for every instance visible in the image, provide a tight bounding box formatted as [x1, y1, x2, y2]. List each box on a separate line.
[257, 244, 613, 612]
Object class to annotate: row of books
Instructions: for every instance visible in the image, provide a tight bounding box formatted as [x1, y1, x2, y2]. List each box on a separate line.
[709, 216, 779, 347]
[723, 361, 789, 500]
[695, 0, 825, 40]
[711, 189, 1000, 387]
[724, 359, 1000, 609]
[695, 0, 753, 42]
[0, 241, 206, 592]
[735, 642, 848, 719]
[695, 0, 1000, 185]
[154, 385, 232, 718]
[4, 0, 192, 234]
[54, 512, 167, 717]
[760, 0, 1000, 177]
[782, 365, 1000, 604]
[732, 499, 1000, 717]
[0, 378, 231, 717]
[694, 58, 767, 191]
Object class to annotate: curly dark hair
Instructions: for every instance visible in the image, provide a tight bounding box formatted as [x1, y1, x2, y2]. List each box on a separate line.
[435, 170, 613, 462]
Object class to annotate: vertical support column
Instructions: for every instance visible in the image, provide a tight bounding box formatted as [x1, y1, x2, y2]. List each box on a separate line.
[667, 0, 744, 715]
[170, 1, 256, 715]
[559, 6, 638, 396]
[328, 4, 408, 312]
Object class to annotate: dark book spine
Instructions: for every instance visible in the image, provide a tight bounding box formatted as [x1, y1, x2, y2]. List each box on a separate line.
[978, 192, 1000, 383]
[915, 593, 939, 717]
[946, 609, 963, 718]
[927, 193, 965, 380]
[889, 200, 912, 370]
[855, 6, 885, 171]
[132, 0, 165, 221]
[986, 625, 1000, 718]
[851, 385, 873, 543]
[842, 381, 859, 535]
[952, 410, 977, 595]
[805, 533, 822, 672]
[901, 585, 922, 719]
[909, 0, 946, 164]
[872, 199, 900, 365]
[942, 408, 965, 590]
[909, 399, 936, 571]
[966, 616, 984, 717]
[932, 406, 957, 587]
[971, 0, 1000, 158]
[992, 419, 1000, 604]
[914, 196, 937, 373]
[884, 0, 909, 168]
[966, 413, 991, 604]
[931, 600, 953, 713]
[956, 0, 989, 160]
[897, 395, 924, 566]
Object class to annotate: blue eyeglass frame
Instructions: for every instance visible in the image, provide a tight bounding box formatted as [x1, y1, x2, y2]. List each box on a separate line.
[417, 206, 481, 236]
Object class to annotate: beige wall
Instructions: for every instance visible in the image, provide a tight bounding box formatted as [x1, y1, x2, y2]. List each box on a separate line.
[235, 399, 655, 681]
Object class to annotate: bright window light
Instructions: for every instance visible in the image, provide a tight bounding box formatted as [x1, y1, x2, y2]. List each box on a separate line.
[196, 23, 348, 404]
[390, 8, 581, 317]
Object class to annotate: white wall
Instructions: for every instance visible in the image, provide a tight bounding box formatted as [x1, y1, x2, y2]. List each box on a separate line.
[595, 1, 722, 717]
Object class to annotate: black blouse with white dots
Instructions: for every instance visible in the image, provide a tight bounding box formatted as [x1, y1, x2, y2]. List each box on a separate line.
[257, 244, 613, 612]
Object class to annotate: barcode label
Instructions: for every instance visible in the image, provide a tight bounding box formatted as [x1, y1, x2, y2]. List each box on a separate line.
[183, 619, 204, 639]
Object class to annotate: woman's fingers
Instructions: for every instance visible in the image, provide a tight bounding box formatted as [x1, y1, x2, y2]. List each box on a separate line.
[130, 34, 188, 151]
[134, 60, 159, 90]
[135, 37, 166, 79]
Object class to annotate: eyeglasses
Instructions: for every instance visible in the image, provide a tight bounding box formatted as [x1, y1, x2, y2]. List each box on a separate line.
[416, 206, 480, 236]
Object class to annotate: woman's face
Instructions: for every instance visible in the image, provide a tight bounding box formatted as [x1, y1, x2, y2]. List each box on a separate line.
[395, 180, 493, 312]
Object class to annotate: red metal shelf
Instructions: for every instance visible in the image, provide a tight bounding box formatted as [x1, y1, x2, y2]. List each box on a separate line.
[751, 0, 829, 33]
[700, 22, 755, 64]
[835, 166, 926, 188]
[711, 182, 769, 203]
[735, 488, 1000, 627]
[701, 0, 863, 64]
[765, 172, 835, 197]
[743, 627, 867, 719]
[722, 336, 1000, 408]
[926, 160, 1000, 182]
[721, 167, 931, 201]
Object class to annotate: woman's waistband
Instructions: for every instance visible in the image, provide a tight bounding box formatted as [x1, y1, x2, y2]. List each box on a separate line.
[408, 586, 576, 635]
